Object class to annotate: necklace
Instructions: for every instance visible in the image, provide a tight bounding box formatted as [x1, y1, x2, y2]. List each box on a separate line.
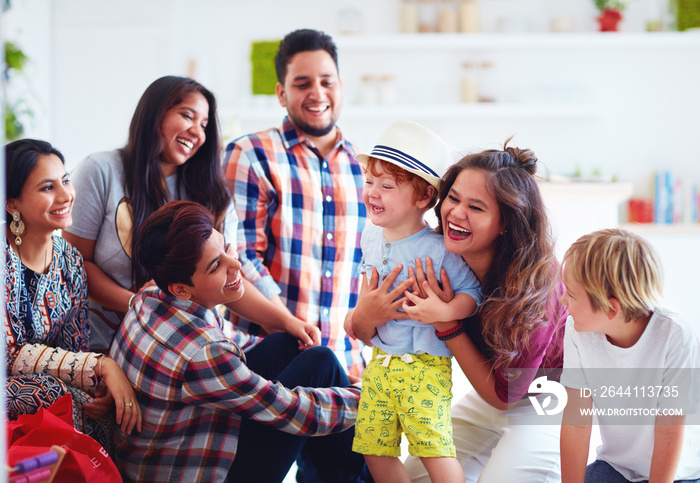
[15, 242, 50, 310]
[15, 240, 50, 273]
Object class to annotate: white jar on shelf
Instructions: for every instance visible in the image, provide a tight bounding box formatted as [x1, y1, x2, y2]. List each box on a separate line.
[338, 7, 363, 35]
[459, 62, 478, 103]
[437, 0, 458, 33]
[378, 75, 398, 104]
[477, 61, 496, 102]
[418, 0, 438, 33]
[358, 75, 379, 105]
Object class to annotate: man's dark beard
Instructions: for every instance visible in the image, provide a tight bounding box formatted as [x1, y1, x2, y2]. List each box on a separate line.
[288, 114, 337, 138]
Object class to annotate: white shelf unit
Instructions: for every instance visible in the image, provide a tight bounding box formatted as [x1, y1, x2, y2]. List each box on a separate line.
[335, 32, 700, 51]
[227, 32, 700, 136]
[620, 223, 700, 325]
[620, 222, 700, 235]
[228, 102, 601, 122]
[230, 32, 700, 127]
[537, 181, 634, 260]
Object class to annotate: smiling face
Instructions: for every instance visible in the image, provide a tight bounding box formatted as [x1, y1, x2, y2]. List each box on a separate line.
[276, 50, 342, 141]
[159, 91, 209, 177]
[6, 153, 75, 237]
[440, 168, 503, 267]
[362, 163, 430, 241]
[174, 229, 244, 309]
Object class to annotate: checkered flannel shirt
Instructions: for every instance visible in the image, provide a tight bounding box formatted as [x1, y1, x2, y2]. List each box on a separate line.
[109, 288, 360, 482]
[224, 117, 367, 375]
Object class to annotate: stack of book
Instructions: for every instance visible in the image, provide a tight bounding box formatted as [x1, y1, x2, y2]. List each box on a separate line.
[653, 171, 698, 224]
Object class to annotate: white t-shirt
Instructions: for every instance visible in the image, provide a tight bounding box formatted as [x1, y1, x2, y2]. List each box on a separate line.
[561, 308, 700, 481]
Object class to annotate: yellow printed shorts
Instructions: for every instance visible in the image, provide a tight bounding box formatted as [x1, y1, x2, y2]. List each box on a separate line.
[352, 347, 455, 458]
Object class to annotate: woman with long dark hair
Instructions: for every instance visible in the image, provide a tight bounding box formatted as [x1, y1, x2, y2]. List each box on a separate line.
[64, 76, 318, 352]
[348, 140, 568, 481]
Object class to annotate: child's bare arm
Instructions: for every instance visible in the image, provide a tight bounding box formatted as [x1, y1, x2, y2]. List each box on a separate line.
[649, 415, 685, 483]
[402, 285, 475, 325]
[444, 293, 476, 321]
[560, 387, 592, 483]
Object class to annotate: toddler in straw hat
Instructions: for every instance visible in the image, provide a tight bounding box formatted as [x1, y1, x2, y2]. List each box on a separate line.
[348, 120, 482, 482]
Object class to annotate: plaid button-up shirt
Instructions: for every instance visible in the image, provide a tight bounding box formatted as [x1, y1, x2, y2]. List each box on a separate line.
[109, 288, 361, 483]
[224, 117, 367, 375]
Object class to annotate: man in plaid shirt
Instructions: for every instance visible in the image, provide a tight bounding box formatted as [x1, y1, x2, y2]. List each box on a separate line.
[224, 29, 367, 376]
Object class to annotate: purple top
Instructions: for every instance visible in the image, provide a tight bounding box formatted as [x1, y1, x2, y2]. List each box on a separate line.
[464, 280, 568, 404]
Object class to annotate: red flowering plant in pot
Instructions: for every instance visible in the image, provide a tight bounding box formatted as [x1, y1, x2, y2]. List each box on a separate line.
[594, 0, 627, 31]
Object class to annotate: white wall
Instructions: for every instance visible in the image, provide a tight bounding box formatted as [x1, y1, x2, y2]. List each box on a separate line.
[4, 1, 700, 324]
[3, 0, 699, 198]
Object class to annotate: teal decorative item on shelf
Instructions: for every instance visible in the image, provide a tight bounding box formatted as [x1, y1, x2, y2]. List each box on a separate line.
[250, 40, 280, 96]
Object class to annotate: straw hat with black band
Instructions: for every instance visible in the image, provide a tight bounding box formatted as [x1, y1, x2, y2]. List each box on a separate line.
[355, 119, 452, 188]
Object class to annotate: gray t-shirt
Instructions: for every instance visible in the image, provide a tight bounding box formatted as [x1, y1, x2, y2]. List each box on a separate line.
[66, 150, 238, 350]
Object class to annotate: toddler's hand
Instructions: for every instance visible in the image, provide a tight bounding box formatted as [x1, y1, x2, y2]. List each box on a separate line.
[402, 281, 449, 324]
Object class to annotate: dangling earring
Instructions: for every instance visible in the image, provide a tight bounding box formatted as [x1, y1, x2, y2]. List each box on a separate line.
[10, 211, 25, 246]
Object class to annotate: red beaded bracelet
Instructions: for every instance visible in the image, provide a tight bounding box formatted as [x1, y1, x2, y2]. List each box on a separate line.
[435, 322, 465, 341]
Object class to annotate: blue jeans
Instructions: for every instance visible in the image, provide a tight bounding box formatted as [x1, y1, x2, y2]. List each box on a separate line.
[586, 460, 699, 483]
[227, 333, 372, 483]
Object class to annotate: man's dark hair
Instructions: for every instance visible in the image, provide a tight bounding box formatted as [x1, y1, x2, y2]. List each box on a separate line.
[274, 29, 338, 83]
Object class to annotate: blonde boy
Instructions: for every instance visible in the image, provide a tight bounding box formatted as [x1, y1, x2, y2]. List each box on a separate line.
[348, 120, 482, 482]
[560, 228, 700, 482]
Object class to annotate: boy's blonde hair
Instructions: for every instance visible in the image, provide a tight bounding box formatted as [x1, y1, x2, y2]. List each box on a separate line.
[365, 156, 438, 210]
[563, 228, 663, 322]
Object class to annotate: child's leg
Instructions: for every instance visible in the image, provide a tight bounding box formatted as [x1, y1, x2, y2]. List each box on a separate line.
[354, 350, 407, 481]
[420, 456, 464, 483]
[400, 355, 457, 478]
[365, 455, 409, 483]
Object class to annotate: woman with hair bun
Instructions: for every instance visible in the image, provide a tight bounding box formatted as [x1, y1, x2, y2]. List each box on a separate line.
[348, 139, 568, 481]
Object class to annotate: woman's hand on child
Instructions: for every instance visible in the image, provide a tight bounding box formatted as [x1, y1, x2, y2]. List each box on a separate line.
[403, 281, 450, 324]
[408, 257, 454, 303]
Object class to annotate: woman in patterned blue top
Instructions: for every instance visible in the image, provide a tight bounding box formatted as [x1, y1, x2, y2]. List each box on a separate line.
[3, 139, 141, 452]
